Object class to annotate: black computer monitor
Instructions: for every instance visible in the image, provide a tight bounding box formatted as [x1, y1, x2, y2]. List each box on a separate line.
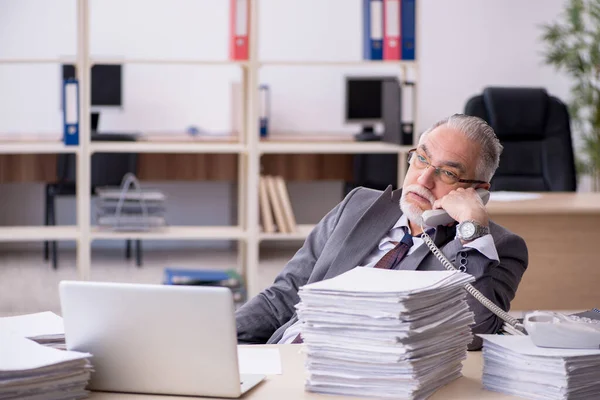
[62, 64, 122, 107]
[345, 76, 392, 141]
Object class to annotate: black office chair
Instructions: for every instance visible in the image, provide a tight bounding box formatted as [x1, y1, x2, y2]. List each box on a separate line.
[44, 133, 143, 269]
[343, 153, 398, 197]
[464, 87, 577, 191]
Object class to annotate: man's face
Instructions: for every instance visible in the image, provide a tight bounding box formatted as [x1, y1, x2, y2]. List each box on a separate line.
[400, 125, 482, 225]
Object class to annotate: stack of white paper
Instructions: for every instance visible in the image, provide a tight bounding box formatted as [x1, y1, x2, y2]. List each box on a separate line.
[480, 335, 600, 400]
[0, 332, 92, 400]
[297, 268, 476, 399]
[0, 312, 65, 349]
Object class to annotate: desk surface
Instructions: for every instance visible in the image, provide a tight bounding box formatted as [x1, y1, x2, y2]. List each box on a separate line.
[89, 345, 518, 400]
[486, 192, 600, 215]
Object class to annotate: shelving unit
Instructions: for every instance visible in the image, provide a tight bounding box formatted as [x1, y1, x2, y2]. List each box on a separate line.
[2, 0, 418, 299]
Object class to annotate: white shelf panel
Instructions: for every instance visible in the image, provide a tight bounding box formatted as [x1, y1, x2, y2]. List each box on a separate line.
[91, 226, 246, 240]
[0, 58, 76, 64]
[90, 141, 246, 154]
[90, 57, 249, 67]
[259, 142, 411, 154]
[260, 60, 417, 67]
[0, 226, 79, 242]
[259, 224, 314, 241]
[0, 142, 78, 154]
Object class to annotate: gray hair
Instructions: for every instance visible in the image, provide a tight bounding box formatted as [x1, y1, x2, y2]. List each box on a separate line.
[419, 114, 503, 182]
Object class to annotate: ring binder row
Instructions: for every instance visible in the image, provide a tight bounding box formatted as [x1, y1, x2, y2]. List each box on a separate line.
[364, 0, 415, 61]
[228, 0, 415, 62]
[95, 173, 167, 231]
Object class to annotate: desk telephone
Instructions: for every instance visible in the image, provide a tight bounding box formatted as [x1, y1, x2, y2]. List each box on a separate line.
[418, 188, 600, 349]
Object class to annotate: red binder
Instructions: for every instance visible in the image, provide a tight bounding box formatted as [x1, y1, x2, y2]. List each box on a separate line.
[383, 0, 401, 60]
[230, 0, 250, 60]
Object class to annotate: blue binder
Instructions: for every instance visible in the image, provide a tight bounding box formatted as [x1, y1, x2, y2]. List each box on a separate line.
[62, 78, 79, 146]
[259, 84, 270, 137]
[401, 0, 416, 60]
[363, 0, 383, 60]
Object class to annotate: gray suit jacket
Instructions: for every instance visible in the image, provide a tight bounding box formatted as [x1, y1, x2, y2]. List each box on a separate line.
[236, 186, 528, 349]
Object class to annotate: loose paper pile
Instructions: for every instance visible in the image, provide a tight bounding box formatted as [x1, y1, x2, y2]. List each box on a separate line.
[297, 268, 475, 399]
[0, 312, 65, 350]
[96, 187, 166, 231]
[0, 331, 92, 400]
[480, 335, 600, 400]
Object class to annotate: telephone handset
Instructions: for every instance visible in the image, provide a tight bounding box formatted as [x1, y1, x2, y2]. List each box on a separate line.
[419, 189, 600, 348]
[421, 188, 490, 227]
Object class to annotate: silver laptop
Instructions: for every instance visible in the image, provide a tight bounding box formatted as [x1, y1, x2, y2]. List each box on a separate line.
[59, 281, 265, 398]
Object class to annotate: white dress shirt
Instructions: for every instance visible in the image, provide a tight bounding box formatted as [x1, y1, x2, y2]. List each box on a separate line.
[278, 214, 499, 344]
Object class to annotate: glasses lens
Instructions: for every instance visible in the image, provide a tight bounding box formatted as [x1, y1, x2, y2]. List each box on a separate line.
[438, 168, 459, 184]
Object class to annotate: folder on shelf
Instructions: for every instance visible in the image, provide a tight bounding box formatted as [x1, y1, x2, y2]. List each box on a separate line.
[363, 0, 383, 60]
[62, 78, 79, 146]
[259, 85, 270, 137]
[401, 0, 416, 60]
[401, 80, 415, 145]
[230, 0, 249, 60]
[274, 176, 297, 233]
[259, 175, 275, 233]
[265, 175, 289, 233]
[383, 0, 401, 60]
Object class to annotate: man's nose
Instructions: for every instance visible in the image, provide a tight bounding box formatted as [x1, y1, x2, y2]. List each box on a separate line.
[417, 165, 436, 189]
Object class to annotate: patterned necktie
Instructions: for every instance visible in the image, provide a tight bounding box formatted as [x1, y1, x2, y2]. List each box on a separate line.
[373, 230, 414, 269]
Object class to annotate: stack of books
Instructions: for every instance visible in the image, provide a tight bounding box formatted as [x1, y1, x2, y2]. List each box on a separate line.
[0, 312, 66, 350]
[95, 186, 166, 231]
[258, 175, 296, 234]
[296, 268, 475, 399]
[0, 331, 92, 400]
[480, 334, 600, 399]
[163, 268, 246, 306]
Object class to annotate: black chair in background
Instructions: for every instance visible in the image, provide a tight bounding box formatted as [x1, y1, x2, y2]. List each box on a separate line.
[343, 153, 398, 197]
[464, 87, 577, 191]
[44, 133, 142, 269]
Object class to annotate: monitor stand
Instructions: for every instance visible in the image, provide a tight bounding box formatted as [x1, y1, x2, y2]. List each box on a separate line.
[354, 126, 381, 142]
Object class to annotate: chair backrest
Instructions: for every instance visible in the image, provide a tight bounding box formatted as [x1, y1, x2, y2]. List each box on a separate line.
[464, 87, 577, 192]
[56, 133, 138, 188]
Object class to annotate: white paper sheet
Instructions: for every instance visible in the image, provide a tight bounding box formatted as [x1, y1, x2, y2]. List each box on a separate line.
[299, 268, 473, 295]
[237, 347, 282, 375]
[0, 312, 64, 339]
[489, 191, 543, 202]
[0, 331, 90, 371]
[479, 334, 600, 357]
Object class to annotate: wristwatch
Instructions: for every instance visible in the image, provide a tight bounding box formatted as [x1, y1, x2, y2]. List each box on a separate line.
[456, 220, 490, 241]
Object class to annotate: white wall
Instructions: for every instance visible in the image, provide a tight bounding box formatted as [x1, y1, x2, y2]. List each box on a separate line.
[0, 0, 577, 249]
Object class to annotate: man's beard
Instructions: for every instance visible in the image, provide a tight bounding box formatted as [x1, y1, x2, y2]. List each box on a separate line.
[399, 184, 436, 227]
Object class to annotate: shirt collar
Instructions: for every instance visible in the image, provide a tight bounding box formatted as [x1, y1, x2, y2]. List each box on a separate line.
[395, 214, 435, 236]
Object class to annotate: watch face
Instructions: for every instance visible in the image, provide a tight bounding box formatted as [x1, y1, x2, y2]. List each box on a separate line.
[460, 222, 476, 239]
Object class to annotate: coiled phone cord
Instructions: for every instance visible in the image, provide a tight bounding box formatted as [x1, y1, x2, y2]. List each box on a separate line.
[420, 229, 527, 335]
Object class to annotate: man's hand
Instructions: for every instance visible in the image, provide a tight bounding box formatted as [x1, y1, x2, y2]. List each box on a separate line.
[432, 187, 489, 227]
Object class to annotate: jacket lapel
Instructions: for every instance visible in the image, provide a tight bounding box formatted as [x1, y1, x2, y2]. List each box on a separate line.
[399, 224, 457, 270]
[324, 186, 403, 279]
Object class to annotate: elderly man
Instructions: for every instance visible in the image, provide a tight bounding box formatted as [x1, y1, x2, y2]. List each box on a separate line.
[236, 114, 528, 350]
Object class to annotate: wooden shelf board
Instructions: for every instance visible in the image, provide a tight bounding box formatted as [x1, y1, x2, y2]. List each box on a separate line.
[91, 226, 246, 240]
[259, 224, 314, 241]
[0, 226, 79, 241]
[90, 57, 249, 67]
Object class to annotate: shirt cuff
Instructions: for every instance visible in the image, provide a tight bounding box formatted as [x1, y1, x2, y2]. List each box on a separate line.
[461, 234, 499, 262]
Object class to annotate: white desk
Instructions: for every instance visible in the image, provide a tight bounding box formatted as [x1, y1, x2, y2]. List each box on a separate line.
[89, 345, 518, 399]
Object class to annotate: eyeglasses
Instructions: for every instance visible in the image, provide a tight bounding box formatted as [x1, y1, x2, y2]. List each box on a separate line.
[407, 149, 488, 185]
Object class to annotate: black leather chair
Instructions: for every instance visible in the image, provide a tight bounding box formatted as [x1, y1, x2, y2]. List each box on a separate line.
[343, 153, 398, 197]
[464, 87, 577, 191]
[44, 133, 142, 269]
